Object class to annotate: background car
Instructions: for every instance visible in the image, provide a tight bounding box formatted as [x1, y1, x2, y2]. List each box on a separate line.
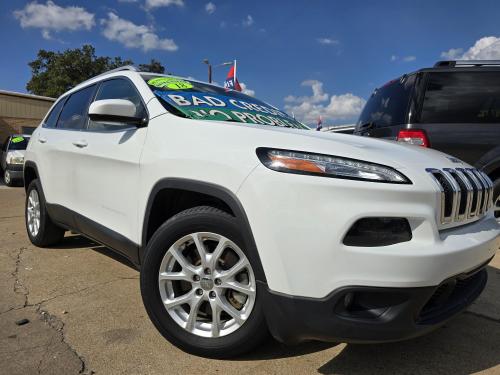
[1, 134, 30, 186]
[354, 60, 500, 222]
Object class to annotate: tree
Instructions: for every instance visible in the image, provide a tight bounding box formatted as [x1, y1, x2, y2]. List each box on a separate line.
[27, 45, 133, 97]
[139, 59, 165, 74]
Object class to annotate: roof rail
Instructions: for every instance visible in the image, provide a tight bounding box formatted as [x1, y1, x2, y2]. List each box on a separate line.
[434, 60, 500, 67]
[75, 65, 139, 87]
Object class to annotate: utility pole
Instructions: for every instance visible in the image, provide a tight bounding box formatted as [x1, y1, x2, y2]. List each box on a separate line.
[203, 59, 233, 84]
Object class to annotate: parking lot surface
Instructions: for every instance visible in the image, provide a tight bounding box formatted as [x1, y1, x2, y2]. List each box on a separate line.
[0, 186, 499, 374]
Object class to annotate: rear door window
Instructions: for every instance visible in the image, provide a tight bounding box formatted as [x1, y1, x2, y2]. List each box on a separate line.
[420, 72, 500, 123]
[56, 85, 96, 130]
[357, 76, 414, 128]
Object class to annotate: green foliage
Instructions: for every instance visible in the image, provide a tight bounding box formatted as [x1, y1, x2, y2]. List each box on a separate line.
[139, 59, 166, 74]
[27, 45, 166, 98]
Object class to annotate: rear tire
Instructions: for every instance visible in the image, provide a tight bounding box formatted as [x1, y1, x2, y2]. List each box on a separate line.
[25, 179, 65, 247]
[140, 206, 268, 358]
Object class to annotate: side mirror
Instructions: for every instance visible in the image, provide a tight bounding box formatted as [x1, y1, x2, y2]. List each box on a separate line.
[88, 99, 147, 127]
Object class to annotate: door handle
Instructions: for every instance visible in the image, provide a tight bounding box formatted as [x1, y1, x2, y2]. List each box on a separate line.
[38, 137, 47, 144]
[72, 140, 88, 148]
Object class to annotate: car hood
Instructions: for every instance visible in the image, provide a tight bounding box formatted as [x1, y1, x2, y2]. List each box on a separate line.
[213, 122, 472, 171]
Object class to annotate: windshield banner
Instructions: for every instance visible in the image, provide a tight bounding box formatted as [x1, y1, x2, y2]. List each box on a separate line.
[154, 90, 305, 128]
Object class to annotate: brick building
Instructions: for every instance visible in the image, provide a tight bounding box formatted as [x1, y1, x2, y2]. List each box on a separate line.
[0, 90, 55, 143]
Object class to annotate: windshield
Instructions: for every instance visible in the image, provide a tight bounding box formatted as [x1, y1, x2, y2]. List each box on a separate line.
[143, 75, 308, 129]
[9, 136, 30, 151]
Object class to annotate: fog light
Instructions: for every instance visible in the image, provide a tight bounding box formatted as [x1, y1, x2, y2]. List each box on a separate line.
[343, 217, 412, 247]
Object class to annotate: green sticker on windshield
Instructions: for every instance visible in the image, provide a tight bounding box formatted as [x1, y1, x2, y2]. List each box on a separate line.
[11, 137, 24, 143]
[148, 77, 193, 90]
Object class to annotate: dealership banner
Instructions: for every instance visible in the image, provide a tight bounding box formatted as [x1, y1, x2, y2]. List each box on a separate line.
[153, 90, 304, 128]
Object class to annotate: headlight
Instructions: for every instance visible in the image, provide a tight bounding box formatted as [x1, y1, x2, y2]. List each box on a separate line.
[8, 156, 25, 165]
[256, 148, 411, 184]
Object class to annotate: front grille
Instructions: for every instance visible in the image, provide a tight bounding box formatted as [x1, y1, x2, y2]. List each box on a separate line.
[426, 168, 494, 225]
[417, 268, 487, 324]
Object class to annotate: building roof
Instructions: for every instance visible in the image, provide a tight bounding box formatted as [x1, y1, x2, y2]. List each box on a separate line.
[0, 90, 55, 102]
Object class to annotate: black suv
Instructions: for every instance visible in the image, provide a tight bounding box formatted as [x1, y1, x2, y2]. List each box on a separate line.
[355, 60, 500, 221]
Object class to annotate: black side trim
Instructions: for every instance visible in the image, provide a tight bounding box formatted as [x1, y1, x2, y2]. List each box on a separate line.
[46, 203, 140, 267]
[141, 178, 266, 282]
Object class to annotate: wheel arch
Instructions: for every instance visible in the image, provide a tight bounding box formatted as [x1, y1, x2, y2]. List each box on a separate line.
[141, 178, 267, 282]
[23, 161, 40, 191]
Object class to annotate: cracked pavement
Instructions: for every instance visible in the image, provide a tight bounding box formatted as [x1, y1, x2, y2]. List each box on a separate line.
[0, 187, 499, 374]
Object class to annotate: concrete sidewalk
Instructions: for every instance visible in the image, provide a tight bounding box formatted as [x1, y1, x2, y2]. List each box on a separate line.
[0, 187, 499, 374]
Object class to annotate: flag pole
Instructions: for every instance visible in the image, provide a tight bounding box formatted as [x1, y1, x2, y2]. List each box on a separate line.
[234, 59, 237, 83]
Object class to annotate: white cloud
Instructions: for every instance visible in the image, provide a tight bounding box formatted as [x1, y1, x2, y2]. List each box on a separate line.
[101, 12, 178, 51]
[240, 82, 255, 96]
[284, 80, 328, 104]
[317, 37, 339, 45]
[391, 55, 416, 62]
[440, 48, 463, 59]
[14, 1, 94, 39]
[242, 15, 254, 27]
[145, 0, 184, 9]
[205, 2, 216, 14]
[441, 36, 500, 60]
[284, 80, 365, 125]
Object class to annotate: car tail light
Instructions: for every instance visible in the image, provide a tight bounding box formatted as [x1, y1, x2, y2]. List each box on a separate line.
[397, 129, 430, 147]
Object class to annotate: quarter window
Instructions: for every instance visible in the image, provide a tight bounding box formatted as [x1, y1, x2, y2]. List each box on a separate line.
[420, 72, 500, 123]
[56, 85, 96, 130]
[43, 98, 66, 128]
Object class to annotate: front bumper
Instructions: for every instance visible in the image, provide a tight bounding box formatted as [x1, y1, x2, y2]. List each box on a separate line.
[262, 260, 489, 344]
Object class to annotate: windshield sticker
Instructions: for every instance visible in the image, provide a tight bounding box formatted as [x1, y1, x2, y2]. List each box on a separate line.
[11, 137, 25, 143]
[147, 77, 193, 90]
[154, 90, 305, 128]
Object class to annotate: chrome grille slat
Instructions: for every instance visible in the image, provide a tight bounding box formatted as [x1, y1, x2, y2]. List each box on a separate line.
[426, 167, 493, 225]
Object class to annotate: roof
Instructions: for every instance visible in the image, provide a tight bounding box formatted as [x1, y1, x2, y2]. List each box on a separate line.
[0, 90, 55, 102]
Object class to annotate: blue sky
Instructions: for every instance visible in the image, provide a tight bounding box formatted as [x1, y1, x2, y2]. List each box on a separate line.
[2, 0, 500, 126]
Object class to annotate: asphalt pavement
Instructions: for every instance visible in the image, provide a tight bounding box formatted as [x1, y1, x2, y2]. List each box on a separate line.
[0, 186, 499, 374]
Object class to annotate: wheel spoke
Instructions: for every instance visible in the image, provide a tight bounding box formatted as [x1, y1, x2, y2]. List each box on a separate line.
[222, 280, 255, 296]
[169, 245, 197, 274]
[216, 296, 244, 325]
[163, 289, 195, 309]
[210, 299, 222, 337]
[159, 271, 192, 282]
[209, 238, 228, 269]
[191, 233, 208, 268]
[217, 258, 249, 281]
[185, 296, 203, 332]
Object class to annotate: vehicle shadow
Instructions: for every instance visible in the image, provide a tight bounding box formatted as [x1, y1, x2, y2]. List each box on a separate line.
[317, 310, 500, 374]
[51, 234, 500, 371]
[52, 234, 139, 270]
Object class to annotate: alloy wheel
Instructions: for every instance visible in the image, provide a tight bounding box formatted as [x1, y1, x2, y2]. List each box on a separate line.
[158, 232, 256, 338]
[27, 189, 41, 237]
[4, 170, 10, 185]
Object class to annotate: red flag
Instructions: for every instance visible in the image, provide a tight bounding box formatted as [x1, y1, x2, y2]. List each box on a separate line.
[224, 65, 242, 92]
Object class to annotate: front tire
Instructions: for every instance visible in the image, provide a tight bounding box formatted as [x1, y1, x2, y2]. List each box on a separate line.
[25, 179, 65, 247]
[4, 170, 14, 187]
[140, 206, 268, 358]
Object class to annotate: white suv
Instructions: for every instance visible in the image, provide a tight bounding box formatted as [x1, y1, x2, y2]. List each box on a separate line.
[24, 66, 500, 358]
